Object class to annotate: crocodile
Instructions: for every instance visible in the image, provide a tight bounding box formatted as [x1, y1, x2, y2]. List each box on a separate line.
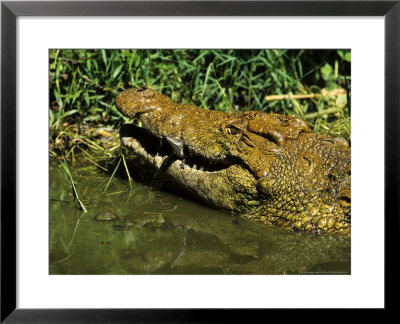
[116, 87, 351, 235]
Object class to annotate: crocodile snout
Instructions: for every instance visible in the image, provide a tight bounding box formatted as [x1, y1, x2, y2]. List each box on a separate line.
[116, 87, 158, 118]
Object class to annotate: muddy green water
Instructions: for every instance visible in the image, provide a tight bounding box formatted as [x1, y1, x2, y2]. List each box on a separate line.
[49, 159, 350, 275]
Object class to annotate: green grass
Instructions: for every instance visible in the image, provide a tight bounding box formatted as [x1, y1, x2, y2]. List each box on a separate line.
[51, 152, 88, 213]
[49, 49, 351, 157]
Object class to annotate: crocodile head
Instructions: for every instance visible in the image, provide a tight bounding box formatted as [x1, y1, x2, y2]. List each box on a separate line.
[116, 87, 351, 235]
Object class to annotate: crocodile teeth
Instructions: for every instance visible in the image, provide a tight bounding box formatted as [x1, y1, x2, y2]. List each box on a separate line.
[193, 164, 197, 170]
[154, 154, 164, 165]
[200, 166, 204, 171]
[166, 135, 184, 158]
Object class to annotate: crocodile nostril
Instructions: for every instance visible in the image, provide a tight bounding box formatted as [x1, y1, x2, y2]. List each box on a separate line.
[137, 87, 147, 92]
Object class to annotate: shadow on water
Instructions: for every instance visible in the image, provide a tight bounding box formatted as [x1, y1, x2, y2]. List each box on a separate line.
[49, 158, 351, 275]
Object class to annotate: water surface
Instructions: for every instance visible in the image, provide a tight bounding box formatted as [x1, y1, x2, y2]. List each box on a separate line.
[49, 158, 351, 275]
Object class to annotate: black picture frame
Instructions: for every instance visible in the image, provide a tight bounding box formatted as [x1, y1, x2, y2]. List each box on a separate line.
[1, 0, 398, 322]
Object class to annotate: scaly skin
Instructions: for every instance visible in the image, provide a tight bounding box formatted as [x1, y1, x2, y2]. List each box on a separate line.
[116, 87, 351, 235]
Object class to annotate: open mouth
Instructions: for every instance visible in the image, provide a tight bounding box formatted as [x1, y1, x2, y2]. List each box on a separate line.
[120, 123, 230, 173]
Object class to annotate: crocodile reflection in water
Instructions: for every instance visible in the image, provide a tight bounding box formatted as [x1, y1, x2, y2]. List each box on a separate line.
[116, 87, 351, 235]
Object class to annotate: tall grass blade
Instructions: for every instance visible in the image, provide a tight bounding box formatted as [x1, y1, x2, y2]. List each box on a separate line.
[104, 157, 122, 192]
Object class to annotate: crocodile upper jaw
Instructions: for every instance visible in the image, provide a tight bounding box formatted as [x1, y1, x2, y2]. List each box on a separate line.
[120, 123, 232, 173]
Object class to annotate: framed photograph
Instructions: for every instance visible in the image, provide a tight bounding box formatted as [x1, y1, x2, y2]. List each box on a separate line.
[1, 0, 398, 321]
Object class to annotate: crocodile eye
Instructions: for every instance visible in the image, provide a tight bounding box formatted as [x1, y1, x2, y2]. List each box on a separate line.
[322, 139, 335, 144]
[226, 125, 241, 135]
